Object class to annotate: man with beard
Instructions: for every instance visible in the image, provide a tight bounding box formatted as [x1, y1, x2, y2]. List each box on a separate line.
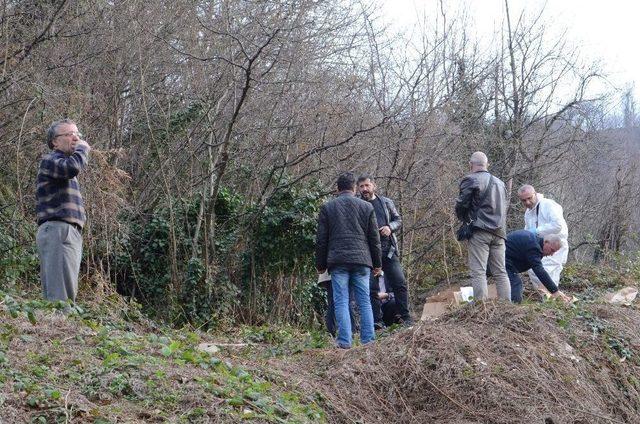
[357, 174, 413, 327]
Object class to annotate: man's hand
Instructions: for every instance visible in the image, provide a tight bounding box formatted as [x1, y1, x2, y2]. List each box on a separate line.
[377, 292, 389, 300]
[379, 226, 391, 237]
[76, 138, 91, 151]
[551, 290, 572, 304]
[536, 285, 552, 300]
[373, 267, 382, 277]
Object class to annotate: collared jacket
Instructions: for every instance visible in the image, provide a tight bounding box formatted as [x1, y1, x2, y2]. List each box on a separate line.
[523, 194, 568, 240]
[524, 193, 569, 266]
[505, 230, 558, 293]
[455, 170, 508, 239]
[36, 145, 89, 229]
[371, 195, 402, 257]
[315, 192, 382, 271]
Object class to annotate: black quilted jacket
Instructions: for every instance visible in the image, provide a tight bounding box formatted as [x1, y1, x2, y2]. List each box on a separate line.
[315, 192, 382, 271]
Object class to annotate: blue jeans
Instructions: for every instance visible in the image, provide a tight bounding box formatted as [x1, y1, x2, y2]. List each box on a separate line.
[331, 265, 375, 348]
[322, 281, 357, 337]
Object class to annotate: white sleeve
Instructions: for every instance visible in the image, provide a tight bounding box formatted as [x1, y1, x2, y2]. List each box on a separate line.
[523, 208, 536, 230]
[536, 200, 564, 236]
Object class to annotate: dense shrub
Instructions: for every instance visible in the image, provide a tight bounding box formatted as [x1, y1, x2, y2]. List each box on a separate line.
[112, 180, 327, 328]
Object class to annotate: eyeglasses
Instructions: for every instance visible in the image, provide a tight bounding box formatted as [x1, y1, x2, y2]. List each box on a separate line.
[54, 131, 83, 139]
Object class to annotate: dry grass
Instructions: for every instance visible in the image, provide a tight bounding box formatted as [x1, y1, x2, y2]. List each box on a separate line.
[3, 270, 640, 423]
[274, 299, 640, 424]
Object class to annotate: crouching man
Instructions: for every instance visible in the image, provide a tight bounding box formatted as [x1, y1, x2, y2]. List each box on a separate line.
[370, 272, 401, 328]
[505, 230, 571, 303]
[517, 184, 569, 296]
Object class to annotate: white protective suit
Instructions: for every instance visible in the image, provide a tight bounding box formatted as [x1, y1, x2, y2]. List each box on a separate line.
[524, 193, 569, 288]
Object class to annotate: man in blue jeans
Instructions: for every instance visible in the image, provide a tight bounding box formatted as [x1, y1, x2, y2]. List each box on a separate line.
[316, 172, 382, 349]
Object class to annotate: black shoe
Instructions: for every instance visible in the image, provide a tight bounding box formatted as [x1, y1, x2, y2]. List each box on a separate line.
[374, 321, 386, 330]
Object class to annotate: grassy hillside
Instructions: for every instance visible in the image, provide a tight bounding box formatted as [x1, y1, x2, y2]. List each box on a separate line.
[0, 294, 327, 423]
[2, 263, 640, 423]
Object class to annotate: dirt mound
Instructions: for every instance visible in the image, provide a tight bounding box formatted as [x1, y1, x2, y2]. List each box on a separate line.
[287, 300, 640, 423]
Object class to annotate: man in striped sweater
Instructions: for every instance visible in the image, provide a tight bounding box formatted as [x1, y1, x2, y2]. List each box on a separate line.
[36, 119, 90, 305]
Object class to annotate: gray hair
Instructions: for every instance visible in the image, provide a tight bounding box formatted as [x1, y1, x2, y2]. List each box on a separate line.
[518, 184, 535, 195]
[46, 118, 76, 149]
[543, 234, 564, 249]
[469, 151, 488, 168]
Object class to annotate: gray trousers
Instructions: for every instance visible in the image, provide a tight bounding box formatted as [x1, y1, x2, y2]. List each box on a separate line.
[467, 229, 510, 301]
[36, 221, 83, 302]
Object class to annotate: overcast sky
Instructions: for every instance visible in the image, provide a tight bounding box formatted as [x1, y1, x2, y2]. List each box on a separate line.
[381, 0, 639, 103]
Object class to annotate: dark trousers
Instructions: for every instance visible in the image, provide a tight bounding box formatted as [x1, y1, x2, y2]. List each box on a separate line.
[384, 254, 410, 320]
[370, 274, 384, 324]
[507, 266, 524, 303]
[370, 254, 411, 322]
[381, 298, 399, 326]
[369, 276, 400, 326]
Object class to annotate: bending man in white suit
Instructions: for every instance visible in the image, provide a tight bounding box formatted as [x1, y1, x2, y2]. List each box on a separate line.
[517, 185, 569, 296]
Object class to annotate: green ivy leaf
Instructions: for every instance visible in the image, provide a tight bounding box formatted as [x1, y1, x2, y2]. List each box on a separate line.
[26, 310, 37, 325]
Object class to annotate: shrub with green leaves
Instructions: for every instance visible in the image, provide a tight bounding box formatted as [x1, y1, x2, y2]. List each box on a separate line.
[112, 177, 328, 328]
[242, 180, 327, 325]
[0, 185, 39, 291]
